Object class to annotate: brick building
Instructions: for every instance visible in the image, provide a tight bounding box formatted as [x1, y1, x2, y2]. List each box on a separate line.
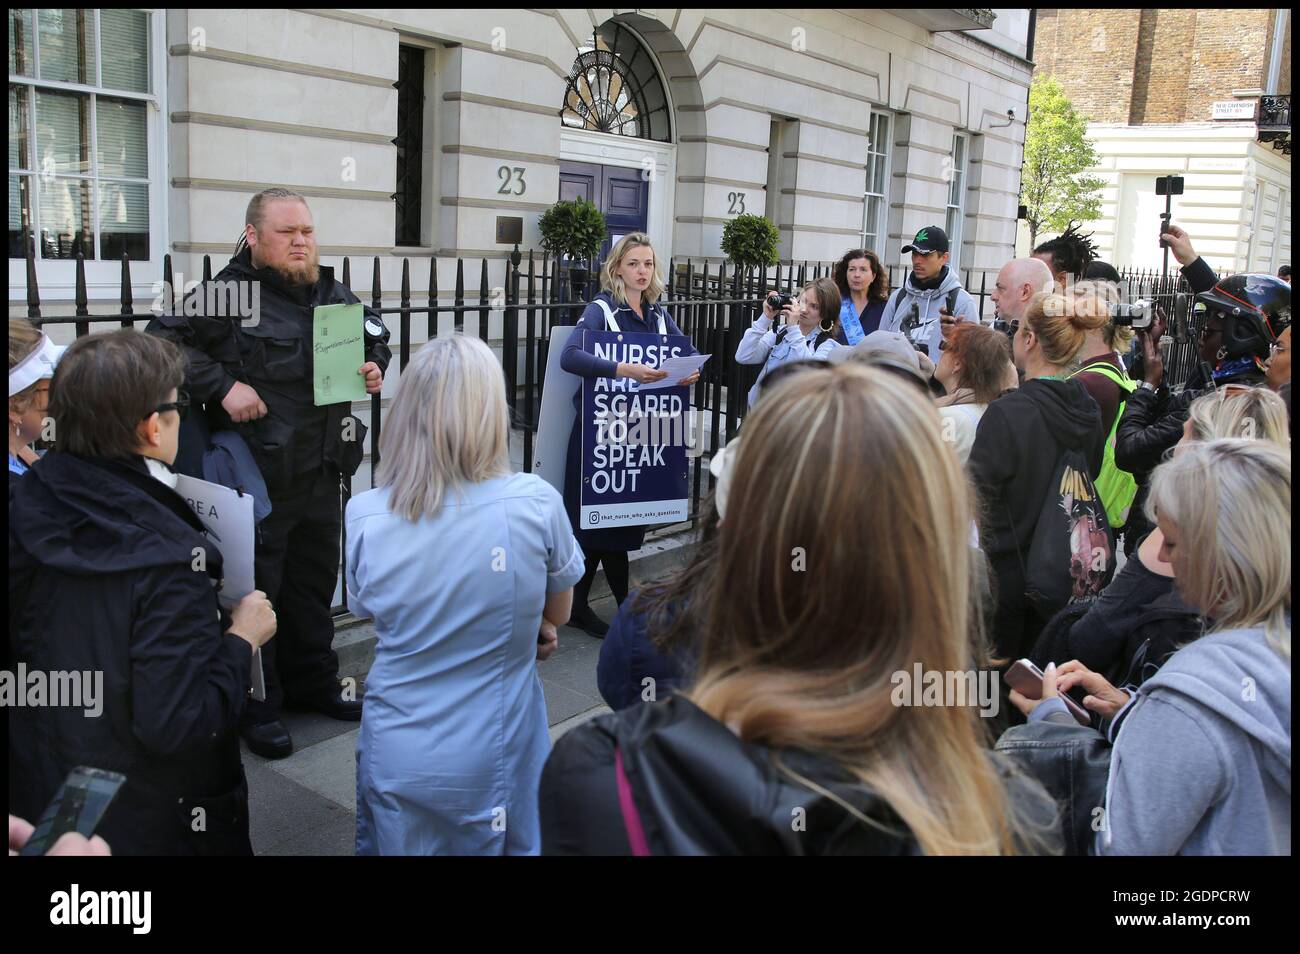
[1024, 8, 1291, 274]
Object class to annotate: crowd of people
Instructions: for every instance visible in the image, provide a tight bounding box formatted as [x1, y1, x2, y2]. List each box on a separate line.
[6, 190, 1292, 857]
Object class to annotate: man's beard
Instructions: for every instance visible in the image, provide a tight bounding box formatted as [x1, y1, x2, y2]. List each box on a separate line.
[252, 248, 320, 287]
[271, 255, 320, 288]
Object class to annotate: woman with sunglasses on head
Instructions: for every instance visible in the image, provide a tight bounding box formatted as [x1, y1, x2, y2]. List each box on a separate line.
[9, 329, 276, 855]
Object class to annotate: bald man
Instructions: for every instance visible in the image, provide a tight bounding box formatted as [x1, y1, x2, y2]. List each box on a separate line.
[990, 258, 1054, 328]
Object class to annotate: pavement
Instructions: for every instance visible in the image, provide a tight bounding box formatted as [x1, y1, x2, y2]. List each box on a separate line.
[243, 594, 618, 856]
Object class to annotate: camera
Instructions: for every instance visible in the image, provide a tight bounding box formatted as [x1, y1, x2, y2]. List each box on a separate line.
[765, 293, 794, 312]
[1111, 299, 1155, 330]
[992, 317, 1016, 338]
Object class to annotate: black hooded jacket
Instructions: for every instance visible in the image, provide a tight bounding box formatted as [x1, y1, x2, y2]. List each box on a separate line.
[968, 378, 1106, 659]
[540, 695, 1061, 855]
[8, 452, 254, 855]
[146, 247, 392, 490]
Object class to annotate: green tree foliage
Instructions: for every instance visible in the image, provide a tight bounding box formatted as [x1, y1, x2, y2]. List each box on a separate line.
[538, 197, 607, 262]
[720, 213, 780, 267]
[1020, 76, 1106, 247]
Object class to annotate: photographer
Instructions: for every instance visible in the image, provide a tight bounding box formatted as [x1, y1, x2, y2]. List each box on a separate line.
[1115, 273, 1289, 552]
[734, 277, 842, 408]
[880, 226, 979, 358]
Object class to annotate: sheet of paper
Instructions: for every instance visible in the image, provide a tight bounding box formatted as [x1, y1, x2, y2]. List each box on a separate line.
[312, 302, 368, 406]
[637, 353, 711, 390]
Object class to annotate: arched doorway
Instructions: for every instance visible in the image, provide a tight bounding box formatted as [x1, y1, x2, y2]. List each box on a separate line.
[557, 19, 677, 263]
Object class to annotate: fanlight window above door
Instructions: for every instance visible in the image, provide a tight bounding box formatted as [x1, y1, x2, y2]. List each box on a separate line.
[560, 22, 671, 143]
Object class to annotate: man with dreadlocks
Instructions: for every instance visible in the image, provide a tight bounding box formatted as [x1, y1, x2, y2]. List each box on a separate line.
[1032, 224, 1099, 291]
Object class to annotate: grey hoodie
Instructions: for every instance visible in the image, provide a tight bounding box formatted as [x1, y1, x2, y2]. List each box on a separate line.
[1097, 625, 1291, 855]
[878, 265, 980, 359]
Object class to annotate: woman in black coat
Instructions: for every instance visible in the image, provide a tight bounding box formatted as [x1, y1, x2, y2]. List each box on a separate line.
[8, 329, 276, 855]
[559, 233, 699, 636]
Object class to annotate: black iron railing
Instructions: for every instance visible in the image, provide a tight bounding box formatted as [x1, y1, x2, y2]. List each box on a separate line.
[18, 238, 1199, 613]
[1258, 94, 1291, 156]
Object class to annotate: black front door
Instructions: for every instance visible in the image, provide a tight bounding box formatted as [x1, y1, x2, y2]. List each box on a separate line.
[559, 160, 649, 265]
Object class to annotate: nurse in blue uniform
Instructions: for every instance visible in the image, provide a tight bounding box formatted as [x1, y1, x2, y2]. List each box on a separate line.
[559, 233, 700, 636]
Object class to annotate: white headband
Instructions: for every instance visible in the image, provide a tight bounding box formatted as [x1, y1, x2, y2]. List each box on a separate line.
[9, 334, 66, 397]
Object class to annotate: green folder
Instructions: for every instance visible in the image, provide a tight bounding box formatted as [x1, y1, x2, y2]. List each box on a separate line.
[312, 302, 368, 406]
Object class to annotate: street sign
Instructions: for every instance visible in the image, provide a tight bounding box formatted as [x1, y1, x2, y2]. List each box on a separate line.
[1211, 100, 1256, 120]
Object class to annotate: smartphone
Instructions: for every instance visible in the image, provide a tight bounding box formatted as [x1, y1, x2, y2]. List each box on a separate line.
[1004, 659, 1091, 726]
[19, 766, 126, 856]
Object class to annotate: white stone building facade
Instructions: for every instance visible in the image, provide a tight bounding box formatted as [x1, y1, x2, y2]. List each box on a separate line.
[1018, 122, 1292, 275]
[10, 8, 1035, 315]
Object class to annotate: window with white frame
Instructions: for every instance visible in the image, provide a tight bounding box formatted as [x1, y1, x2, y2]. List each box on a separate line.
[945, 132, 967, 269]
[860, 112, 890, 255]
[9, 9, 160, 266]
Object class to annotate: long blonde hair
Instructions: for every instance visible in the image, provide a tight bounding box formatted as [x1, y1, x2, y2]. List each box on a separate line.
[375, 334, 510, 521]
[686, 363, 1049, 855]
[1147, 439, 1291, 659]
[600, 233, 664, 306]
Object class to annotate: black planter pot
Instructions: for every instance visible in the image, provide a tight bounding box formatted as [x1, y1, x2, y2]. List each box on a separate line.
[568, 266, 589, 299]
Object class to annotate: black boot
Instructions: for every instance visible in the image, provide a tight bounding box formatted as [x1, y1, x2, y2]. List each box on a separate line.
[570, 602, 609, 638]
[241, 720, 293, 760]
[571, 551, 609, 637]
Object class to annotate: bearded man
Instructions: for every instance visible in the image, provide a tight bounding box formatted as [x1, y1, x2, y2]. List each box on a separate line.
[148, 188, 391, 759]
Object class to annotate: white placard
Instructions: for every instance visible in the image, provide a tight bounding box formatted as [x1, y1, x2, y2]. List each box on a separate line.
[174, 474, 262, 700]
[533, 325, 581, 495]
[174, 474, 256, 607]
[1211, 100, 1256, 120]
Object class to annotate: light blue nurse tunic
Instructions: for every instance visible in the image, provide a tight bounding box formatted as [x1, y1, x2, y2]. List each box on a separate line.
[346, 472, 585, 855]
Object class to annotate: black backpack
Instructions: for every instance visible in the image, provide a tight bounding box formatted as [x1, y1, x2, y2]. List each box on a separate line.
[1015, 445, 1116, 619]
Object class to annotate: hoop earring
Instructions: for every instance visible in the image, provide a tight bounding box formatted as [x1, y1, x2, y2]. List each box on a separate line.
[820, 317, 834, 334]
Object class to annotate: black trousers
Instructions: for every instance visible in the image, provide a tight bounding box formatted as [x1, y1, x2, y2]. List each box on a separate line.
[243, 466, 344, 725]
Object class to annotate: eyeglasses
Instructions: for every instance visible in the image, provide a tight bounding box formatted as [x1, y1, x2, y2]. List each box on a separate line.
[150, 389, 190, 421]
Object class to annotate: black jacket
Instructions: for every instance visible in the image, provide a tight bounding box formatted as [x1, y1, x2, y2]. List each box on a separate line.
[1033, 559, 1200, 693]
[540, 695, 1061, 855]
[146, 248, 392, 489]
[968, 379, 1105, 659]
[596, 588, 693, 711]
[9, 452, 254, 855]
[995, 715, 1111, 855]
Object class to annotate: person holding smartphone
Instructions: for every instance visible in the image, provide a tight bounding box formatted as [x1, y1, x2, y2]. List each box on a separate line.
[9, 330, 276, 856]
[735, 277, 843, 408]
[1008, 439, 1290, 855]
